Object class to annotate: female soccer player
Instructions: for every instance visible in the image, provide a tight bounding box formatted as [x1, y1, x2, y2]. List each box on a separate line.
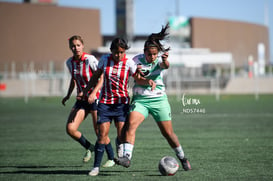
[62, 35, 115, 167]
[80, 37, 137, 176]
[115, 24, 192, 171]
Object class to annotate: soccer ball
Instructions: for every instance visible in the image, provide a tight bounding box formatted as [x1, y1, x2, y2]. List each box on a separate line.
[137, 64, 151, 77]
[158, 156, 179, 176]
[140, 67, 151, 77]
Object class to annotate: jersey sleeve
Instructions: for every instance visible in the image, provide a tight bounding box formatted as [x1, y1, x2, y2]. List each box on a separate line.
[158, 56, 164, 64]
[128, 58, 137, 76]
[98, 54, 109, 70]
[66, 58, 73, 75]
[88, 55, 99, 72]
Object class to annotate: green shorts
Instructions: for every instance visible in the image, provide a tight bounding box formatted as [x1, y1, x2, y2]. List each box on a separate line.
[130, 95, 171, 122]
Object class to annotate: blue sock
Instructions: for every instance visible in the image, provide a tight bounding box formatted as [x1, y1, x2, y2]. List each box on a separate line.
[105, 142, 114, 160]
[77, 134, 91, 150]
[94, 142, 105, 168]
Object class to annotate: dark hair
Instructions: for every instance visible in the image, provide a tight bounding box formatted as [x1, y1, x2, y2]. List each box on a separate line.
[69, 35, 84, 46]
[110, 37, 130, 51]
[144, 23, 170, 52]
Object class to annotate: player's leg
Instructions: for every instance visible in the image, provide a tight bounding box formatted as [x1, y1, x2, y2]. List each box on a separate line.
[124, 101, 147, 153]
[115, 121, 125, 158]
[89, 121, 110, 176]
[125, 111, 145, 145]
[66, 107, 94, 162]
[90, 110, 115, 167]
[115, 121, 125, 143]
[66, 108, 84, 139]
[114, 111, 145, 168]
[113, 103, 130, 158]
[89, 103, 117, 176]
[156, 120, 191, 171]
[115, 100, 148, 167]
[156, 120, 179, 147]
[102, 140, 115, 168]
[90, 110, 99, 136]
[152, 96, 191, 171]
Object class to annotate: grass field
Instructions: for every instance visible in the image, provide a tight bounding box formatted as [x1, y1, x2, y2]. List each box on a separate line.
[0, 94, 273, 181]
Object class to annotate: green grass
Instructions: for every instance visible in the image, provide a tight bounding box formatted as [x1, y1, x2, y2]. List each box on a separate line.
[0, 94, 273, 181]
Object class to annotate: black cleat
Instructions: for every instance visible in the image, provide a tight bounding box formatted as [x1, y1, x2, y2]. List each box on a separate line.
[114, 156, 131, 168]
[180, 158, 191, 171]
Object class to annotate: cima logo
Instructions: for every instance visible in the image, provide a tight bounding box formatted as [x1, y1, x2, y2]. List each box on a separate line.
[181, 94, 205, 114]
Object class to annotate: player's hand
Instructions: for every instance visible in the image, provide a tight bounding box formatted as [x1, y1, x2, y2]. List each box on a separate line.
[148, 79, 156, 91]
[161, 51, 169, 61]
[88, 93, 96, 104]
[136, 65, 144, 76]
[62, 96, 69, 106]
[77, 92, 84, 100]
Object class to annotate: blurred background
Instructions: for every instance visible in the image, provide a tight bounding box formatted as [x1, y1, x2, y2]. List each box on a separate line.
[0, 0, 272, 99]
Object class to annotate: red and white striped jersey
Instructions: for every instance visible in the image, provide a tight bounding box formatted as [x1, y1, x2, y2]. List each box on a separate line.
[66, 52, 99, 98]
[98, 54, 137, 104]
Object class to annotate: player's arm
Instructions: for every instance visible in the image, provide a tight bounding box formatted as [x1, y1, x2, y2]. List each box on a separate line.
[62, 78, 75, 106]
[133, 73, 156, 91]
[87, 73, 104, 104]
[78, 69, 103, 99]
[160, 52, 170, 69]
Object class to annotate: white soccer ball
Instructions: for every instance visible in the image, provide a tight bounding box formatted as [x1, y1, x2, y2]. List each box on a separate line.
[138, 64, 151, 77]
[158, 156, 179, 176]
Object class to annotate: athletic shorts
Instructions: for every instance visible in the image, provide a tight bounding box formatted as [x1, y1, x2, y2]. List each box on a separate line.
[130, 95, 171, 122]
[97, 103, 129, 124]
[73, 100, 98, 112]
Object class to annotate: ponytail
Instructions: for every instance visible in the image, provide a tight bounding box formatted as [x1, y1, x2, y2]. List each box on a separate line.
[144, 23, 170, 52]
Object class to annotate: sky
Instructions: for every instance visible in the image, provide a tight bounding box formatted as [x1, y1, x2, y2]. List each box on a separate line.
[1, 0, 273, 63]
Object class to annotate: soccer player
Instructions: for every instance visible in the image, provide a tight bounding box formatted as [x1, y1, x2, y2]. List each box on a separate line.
[80, 38, 137, 176]
[62, 35, 115, 167]
[114, 24, 192, 171]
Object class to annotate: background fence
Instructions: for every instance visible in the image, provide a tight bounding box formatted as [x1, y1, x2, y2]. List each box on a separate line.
[0, 61, 273, 102]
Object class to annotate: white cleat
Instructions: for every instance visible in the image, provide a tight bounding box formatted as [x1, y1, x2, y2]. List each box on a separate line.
[83, 150, 91, 163]
[88, 167, 99, 176]
[102, 160, 115, 168]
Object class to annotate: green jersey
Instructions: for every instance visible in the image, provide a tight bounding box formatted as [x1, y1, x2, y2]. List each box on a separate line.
[132, 54, 166, 98]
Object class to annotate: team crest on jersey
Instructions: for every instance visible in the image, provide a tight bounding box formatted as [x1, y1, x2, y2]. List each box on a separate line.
[112, 67, 118, 74]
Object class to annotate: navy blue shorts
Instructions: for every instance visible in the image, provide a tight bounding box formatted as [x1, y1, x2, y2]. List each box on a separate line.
[73, 100, 98, 112]
[97, 103, 129, 124]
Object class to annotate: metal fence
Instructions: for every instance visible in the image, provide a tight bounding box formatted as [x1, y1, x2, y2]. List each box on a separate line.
[0, 61, 228, 101]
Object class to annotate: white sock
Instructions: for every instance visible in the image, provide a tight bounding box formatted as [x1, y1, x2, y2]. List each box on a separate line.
[173, 145, 185, 160]
[124, 143, 134, 160]
[117, 143, 124, 158]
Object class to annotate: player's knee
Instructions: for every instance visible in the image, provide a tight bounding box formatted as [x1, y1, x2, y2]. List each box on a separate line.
[66, 124, 77, 136]
[98, 135, 108, 144]
[66, 128, 73, 136]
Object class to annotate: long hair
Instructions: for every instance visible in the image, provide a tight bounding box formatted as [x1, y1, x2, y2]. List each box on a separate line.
[144, 23, 170, 52]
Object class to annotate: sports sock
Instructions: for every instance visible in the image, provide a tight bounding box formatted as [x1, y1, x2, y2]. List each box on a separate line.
[77, 134, 91, 150]
[105, 142, 114, 160]
[173, 145, 185, 160]
[94, 142, 105, 168]
[115, 138, 123, 158]
[124, 143, 134, 160]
